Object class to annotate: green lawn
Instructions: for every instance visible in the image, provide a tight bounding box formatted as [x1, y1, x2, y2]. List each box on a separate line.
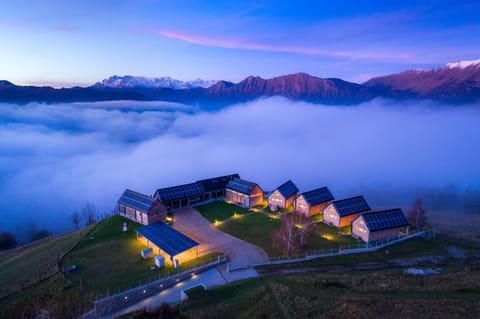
[195, 201, 250, 223]
[219, 213, 282, 256]
[306, 223, 359, 249]
[0, 226, 92, 299]
[62, 215, 220, 294]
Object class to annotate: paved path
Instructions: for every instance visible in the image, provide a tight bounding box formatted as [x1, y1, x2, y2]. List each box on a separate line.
[172, 207, 268, 264]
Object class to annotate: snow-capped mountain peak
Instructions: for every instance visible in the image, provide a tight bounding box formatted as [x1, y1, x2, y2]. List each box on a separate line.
[94, 75, 217, 89]
[446, 59, 480, 69]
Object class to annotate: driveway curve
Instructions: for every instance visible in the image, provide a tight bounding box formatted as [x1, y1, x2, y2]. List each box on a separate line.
[172, 207, 268, 265]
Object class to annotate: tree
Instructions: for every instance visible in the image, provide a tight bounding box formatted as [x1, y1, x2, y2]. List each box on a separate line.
[31, 229, 51, 241]
[407, 199, 428, 229]
[273, 213, 301, 256]
[71, 211, 82, 230]
[296, 213, 315, 247]
[81, 203, 97, 226]
[0, 231, 17, 250]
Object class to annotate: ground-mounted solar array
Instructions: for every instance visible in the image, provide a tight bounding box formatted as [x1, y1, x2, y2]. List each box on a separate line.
[226, 178, 258, 195]
[118, 189, 155, 212]
[135, 222, 199, 257]
[302, 187, 334, 205]
[362, 209, 409, 232]
[333, 196, 371, 216]
[155, 182, 205, 201]
[276, 180, 299, 198]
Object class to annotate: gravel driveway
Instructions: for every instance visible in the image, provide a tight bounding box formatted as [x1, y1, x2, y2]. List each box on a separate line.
[172, 207, 268, 265]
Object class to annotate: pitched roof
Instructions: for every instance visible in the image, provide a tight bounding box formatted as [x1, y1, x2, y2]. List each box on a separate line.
[274, 180, 299, 199]
[118, 189, 156, 212]
[196, 174, 240, 192]
[301, 187, 334, 206]
[135, 222, 199, 257]
[155, 182, 205, 201]
[226, 178, 260, 195]
[332, 196, 370, 217]
[361, 209, 409, 232]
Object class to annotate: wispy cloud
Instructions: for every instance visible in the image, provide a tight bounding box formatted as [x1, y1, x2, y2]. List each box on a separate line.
[157, 30, 411, 61]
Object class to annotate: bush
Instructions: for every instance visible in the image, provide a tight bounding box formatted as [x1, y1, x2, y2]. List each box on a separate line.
[0, 231, 17, 250]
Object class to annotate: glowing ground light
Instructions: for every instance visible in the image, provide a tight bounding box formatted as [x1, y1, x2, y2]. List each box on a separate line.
[143, 290, 146, 293]
[124, 296, 128, 300]
[322, 234, 334, 241]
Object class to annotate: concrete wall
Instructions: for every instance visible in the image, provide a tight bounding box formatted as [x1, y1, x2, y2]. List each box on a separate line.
[295, 195, 310, 216]
[268, 190, 285, 208]
[323, 203, 339, 227]
[352, 216, 369, 242]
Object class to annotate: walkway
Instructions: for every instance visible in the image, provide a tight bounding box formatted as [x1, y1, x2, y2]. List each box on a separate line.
[172, 207, 268, 264]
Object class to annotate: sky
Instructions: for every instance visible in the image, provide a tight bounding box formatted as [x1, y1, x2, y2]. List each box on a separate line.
[0, 0, 479, 87]
[1, 99, 479, 239]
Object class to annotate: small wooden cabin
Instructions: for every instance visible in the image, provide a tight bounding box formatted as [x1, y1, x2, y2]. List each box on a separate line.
[268, 180, 299, 209]
[225, 178, 264, 208]
[323, 196, 370, 228]
[117, 189, 167, 225]
[295, 187, 334, 216]
[352, 209, 409, 243]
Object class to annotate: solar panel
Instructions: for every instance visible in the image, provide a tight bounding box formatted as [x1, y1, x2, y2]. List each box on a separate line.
[276, 180, 299, 198]
[197, 174, 240, 192]
[136, 222, 199, 257]
[118, 189, 155, 212]
[302, 187, 334, 206]
[155, 182, 205, 201]
[226, 178, 259, 195]
[362, 209, 409, 232]
[333, 196, 370, 217]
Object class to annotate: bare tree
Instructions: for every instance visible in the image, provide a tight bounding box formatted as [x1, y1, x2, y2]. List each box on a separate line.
[273, 213, 300, 256]
[71, 211, 82, 230]
[407, 199, 428, 229]
[296, 213, 315, 247]
[81, 203, 97, 226]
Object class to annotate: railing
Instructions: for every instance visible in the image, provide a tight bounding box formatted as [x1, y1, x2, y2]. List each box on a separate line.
[227, 229, 431, 271]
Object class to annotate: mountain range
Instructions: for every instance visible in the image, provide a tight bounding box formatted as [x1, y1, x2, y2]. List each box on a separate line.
[1, 59, 479, 107]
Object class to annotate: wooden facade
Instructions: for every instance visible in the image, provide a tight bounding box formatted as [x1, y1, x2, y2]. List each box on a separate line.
[352, 209, 409, 243]
[225, 178, 264, 208]
[323, 203, 363, 228]
[117, 189, 167, 225]
[295, 195, 329, 216]
[268, 180, 298, 209]
[323, 196, 370, 228]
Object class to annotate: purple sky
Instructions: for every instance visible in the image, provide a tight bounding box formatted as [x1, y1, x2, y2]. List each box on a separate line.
[1, 0, 479, 87]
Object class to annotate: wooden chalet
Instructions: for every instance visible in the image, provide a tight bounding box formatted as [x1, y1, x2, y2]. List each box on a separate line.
[117, 189, 167, 225]
[295, 187, 334, 216]
[352, 209, 409, 243]
[323, 196, 370, 228]
[268, 180, 299, 209]
[225, 178, 264, 208]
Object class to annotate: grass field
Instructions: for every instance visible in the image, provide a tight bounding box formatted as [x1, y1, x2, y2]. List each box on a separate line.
[177, 262, 480, 319]
[63, 215, 220, 294]
[219, 213, 282, 256]
[0, 226, 92, 299]
[195, 201, 250, 223]
[307, 223, 359, 249]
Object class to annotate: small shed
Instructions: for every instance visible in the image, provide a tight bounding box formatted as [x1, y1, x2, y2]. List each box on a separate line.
[295, 187, 334, 216]
[117, 189, 167, 225]
[225, 178, 264, 208]
[268, 180, 299, 209]
[323, 196, 370, 228]
[352, 209, 409, 243]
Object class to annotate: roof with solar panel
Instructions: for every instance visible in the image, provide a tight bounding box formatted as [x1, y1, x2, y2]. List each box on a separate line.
[118, 189, 157, 212]
[274, 180, 299, 198]
[226, 178, 260, 195]
[197, 174, 240, 192]
[360, 209, 409, 232]
[332, 196, 370, 217]
[301, 187, 334, 205]
[155, 182, 205, 201]
[135, 222, 199, 258]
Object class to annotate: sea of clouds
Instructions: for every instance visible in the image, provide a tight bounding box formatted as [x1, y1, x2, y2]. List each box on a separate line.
[1, 98, 479, 239]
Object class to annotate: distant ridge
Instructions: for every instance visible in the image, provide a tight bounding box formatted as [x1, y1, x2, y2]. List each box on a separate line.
[1, 59, 479, 106]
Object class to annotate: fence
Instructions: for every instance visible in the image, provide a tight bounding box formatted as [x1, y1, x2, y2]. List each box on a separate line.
[227, 229, 431, 271]
[86, 255, 227, 318]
